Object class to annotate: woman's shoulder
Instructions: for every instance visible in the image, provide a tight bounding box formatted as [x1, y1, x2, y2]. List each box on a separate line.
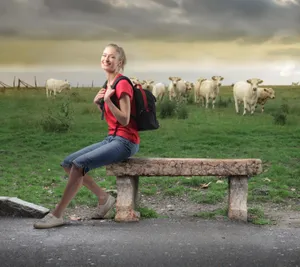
[116, 76, 133, 90]
[116, 75, 132, 86]
[115, 75, 134, 98]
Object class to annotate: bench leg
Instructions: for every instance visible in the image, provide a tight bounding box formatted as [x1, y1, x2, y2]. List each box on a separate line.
[115, 175, 140, 222]
[228, 176, 248, 222]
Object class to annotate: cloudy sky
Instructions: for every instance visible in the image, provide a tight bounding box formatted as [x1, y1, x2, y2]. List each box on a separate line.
[0, 0, 300, 85]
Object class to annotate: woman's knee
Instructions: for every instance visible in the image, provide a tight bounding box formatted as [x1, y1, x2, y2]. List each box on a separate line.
[60, 144, 98, 169]
[62, 165, 89, 183]
[70, 163, 87, 177]
[63, 166, 71, 175]
[60, 155, 74, 170]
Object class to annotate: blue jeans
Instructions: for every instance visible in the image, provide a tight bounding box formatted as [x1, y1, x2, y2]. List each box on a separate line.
[60, 135, 139, 175]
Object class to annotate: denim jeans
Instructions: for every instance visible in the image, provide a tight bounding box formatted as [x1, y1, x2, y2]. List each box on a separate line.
[60, 135, 139, 175]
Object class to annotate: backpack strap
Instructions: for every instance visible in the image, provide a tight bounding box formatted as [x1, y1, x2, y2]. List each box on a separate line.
[99, 76, 132, 120]
[111, 78, 148, 122]
[99, 80, 108, 120]
[109, 75, 134, 108]
[111, 75, 134, 89]
[102, 75, 135, 136]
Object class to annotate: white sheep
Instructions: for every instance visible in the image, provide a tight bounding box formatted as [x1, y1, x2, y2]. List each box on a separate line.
[46, 78, 71, 98]
[152, 82, 167, 101]
[168, 76, 193, 100]
[195, 76, 224, 108]
[233, 78, 263, 115]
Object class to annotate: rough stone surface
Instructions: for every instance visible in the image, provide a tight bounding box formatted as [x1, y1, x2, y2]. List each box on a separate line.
[115, 176, 140, 222]
[0, 197, 49, 218]
[106, 157, 262, 177]
[228, 177, 248, 221]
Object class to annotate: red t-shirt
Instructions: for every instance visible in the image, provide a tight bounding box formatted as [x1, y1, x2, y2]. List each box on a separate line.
[103, 75, 140, 144]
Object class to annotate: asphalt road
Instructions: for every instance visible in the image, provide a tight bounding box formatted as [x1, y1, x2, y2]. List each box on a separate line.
[1, 217, 300, 267]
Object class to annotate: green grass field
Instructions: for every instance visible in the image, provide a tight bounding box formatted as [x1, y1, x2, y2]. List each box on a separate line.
[0, 85, 299, 222]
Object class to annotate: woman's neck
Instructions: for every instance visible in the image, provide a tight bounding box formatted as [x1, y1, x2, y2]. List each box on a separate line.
[107, 72, 120, 84]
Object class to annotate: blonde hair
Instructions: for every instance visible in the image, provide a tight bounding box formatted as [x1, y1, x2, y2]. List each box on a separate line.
[106, 43, 127, 72]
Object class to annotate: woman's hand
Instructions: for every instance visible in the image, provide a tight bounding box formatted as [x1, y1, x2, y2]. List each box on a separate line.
[104, 82, 116, 102]
[93, 88, 106, 104]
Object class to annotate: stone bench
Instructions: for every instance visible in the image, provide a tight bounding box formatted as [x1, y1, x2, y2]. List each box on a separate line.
[106, 157, 263, 222]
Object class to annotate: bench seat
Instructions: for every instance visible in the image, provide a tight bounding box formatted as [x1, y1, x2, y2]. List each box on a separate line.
[106, 157, 262, 222]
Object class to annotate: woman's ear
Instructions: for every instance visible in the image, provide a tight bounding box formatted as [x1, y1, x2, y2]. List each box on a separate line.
[116, 62, 122, 72]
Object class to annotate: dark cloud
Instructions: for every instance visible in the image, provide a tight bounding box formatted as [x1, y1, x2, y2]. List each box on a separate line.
[0, 27, 19, 37]
[44, 0, 111, 14]
[182, 0, 270, 18]
[0, 0, 299, 43]
[151, 0, 180, 8]
[0, 0, 14, 15]
[182, 0, 300, 40]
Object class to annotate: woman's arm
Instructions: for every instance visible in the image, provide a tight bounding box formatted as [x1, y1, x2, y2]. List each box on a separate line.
[93, 88, 106, 113]
[105, 94, 131, 126]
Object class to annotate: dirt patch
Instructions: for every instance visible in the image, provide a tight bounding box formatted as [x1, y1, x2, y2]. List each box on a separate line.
[139, 194, 225, 218]
[65, 195, 300, 228]
[260, 202, 300, 228]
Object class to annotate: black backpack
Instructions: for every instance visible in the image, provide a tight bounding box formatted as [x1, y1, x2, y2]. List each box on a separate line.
[99, 75, 159, 132]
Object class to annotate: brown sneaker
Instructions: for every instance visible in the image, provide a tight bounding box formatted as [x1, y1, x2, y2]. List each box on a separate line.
[91, 195, 116, 219]
[33, 213, 65, 229]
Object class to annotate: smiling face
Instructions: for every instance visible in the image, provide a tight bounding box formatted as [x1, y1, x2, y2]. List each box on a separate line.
[101, 46, 122, 74]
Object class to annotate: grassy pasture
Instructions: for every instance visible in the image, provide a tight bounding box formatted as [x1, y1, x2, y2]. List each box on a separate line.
[0, 85, 300, 221]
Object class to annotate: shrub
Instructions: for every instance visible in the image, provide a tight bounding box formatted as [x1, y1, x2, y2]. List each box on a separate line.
[272, 102, 289, 125]
[176, 102, 189, 119]
[187, 90, 195, 104]
[272, 112, 287, 125]
[159, 99, 176, 119]
[217, 96, 228, 108]
[40, 98, 73, 132]
[280, 103, 289, 114]
[158, 97, 189, 120]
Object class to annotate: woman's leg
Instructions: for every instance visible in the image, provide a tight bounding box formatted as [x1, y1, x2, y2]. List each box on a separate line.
[34, 136, 139, 228]
[59, 138, 113, 205]
[60, 137, 111, 172]
[33, 166, 111, 228]
[52, 136, 138, 218]
[52, 165, 84, 218]
[63, 167, 109, 205]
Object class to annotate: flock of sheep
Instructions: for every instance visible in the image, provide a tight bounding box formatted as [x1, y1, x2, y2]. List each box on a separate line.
[130, 76, 276, 115]
[45, 75, 276, 116]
